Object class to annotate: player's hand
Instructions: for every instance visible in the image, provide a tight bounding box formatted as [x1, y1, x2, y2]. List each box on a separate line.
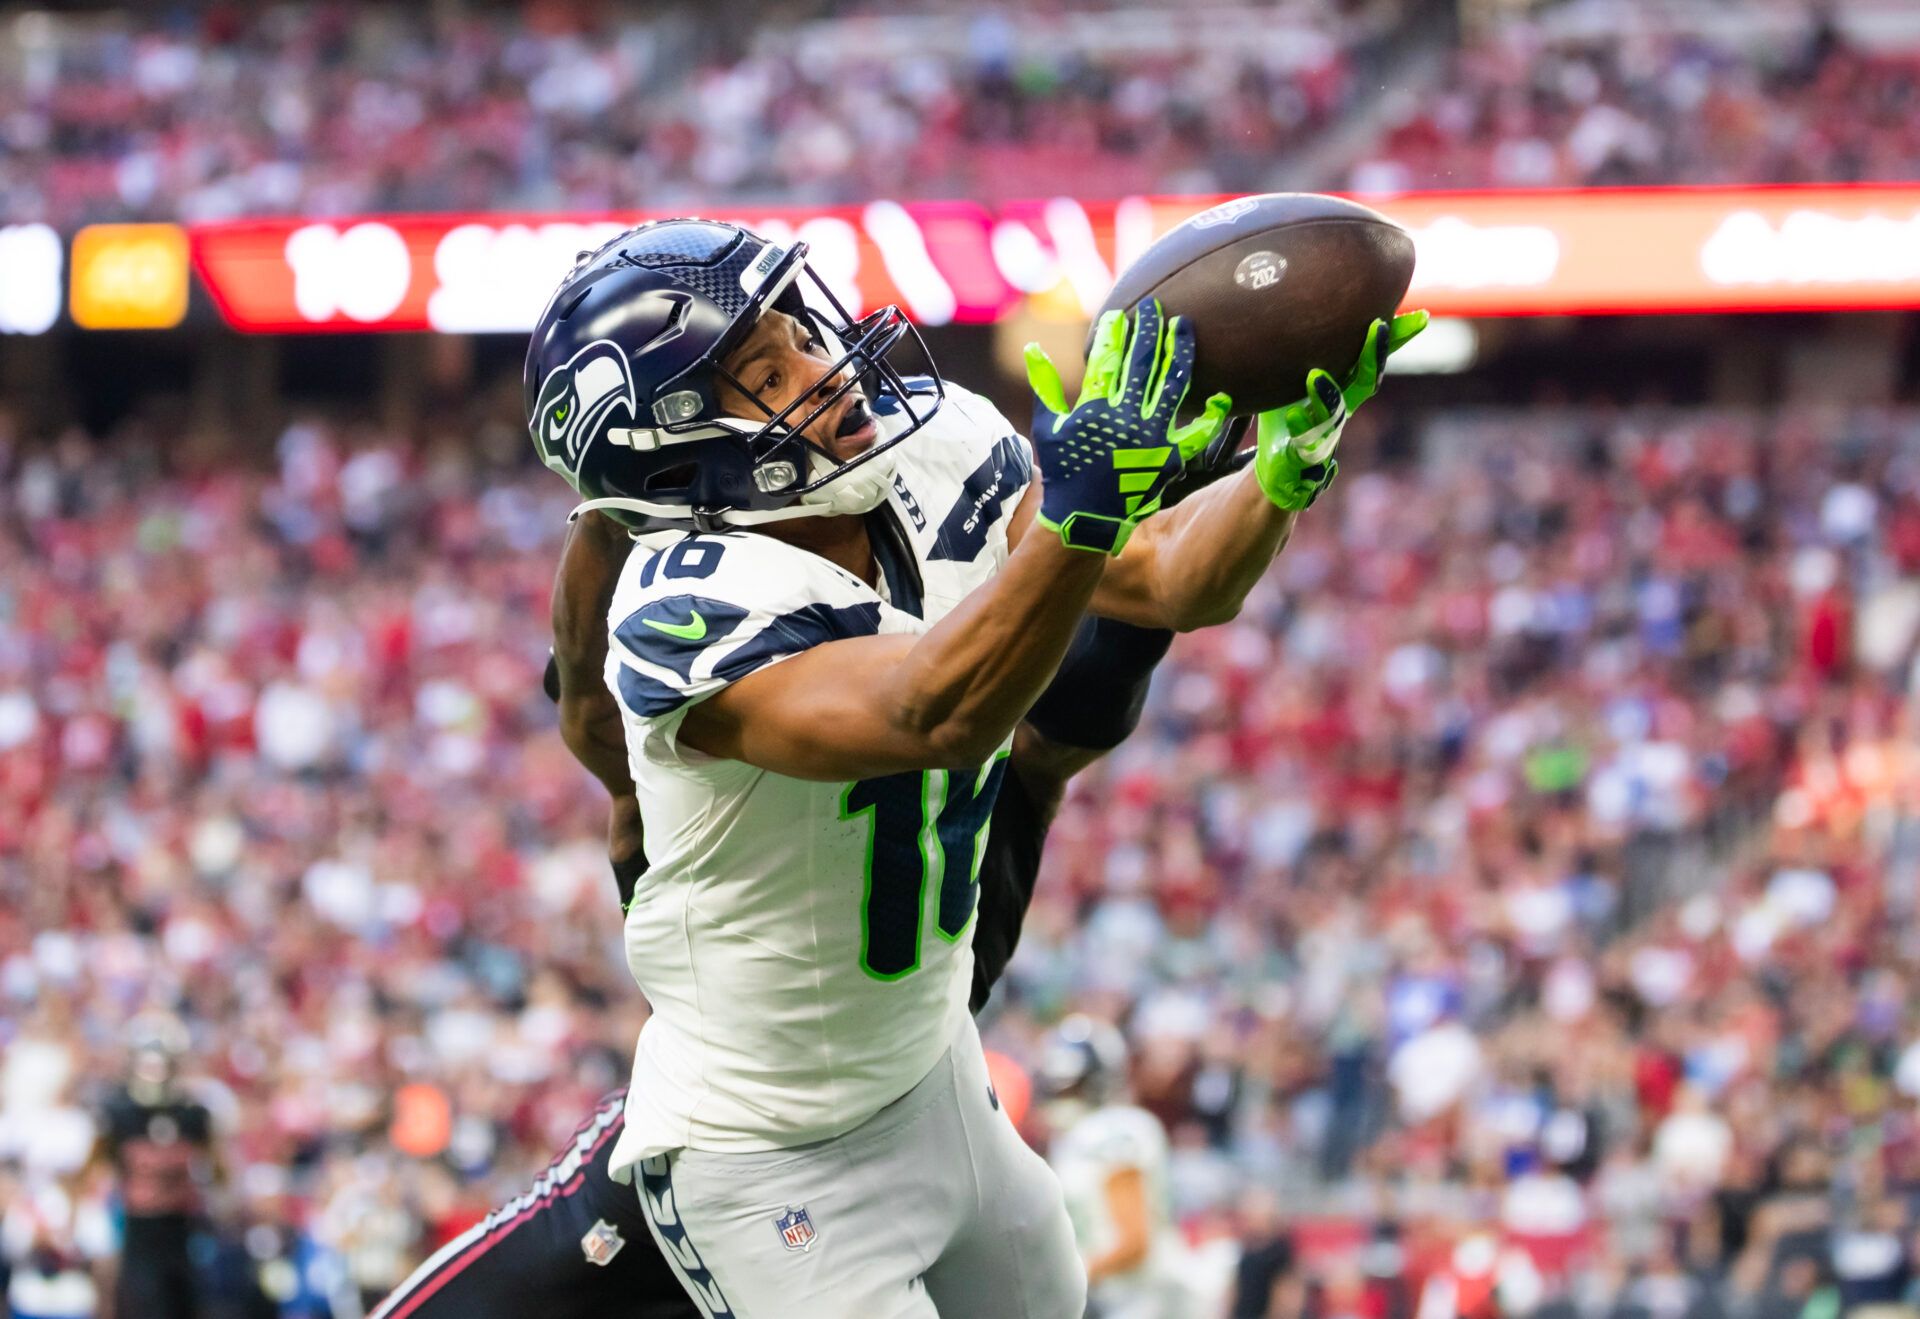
[1025, 298, 1232, 555]
[1253, 309, 1427, 512]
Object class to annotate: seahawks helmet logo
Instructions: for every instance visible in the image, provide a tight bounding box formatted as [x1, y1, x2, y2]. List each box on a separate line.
[531, 340, 637, 479]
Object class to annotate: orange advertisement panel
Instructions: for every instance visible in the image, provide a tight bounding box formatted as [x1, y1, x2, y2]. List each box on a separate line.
[182, 185, 1920, 333]
[1378, 184, 1920, 317]
[1045, 186, 1920, 319]
[70, 224, 189, 329]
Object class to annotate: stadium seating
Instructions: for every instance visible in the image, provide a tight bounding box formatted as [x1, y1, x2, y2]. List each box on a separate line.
[0, 1, 1385, 225]
[1345, 4, 1920, 190]
[8, 0, 1920, 230]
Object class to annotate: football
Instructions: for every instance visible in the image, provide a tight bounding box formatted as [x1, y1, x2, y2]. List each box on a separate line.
[1096, 193, 1417, 414]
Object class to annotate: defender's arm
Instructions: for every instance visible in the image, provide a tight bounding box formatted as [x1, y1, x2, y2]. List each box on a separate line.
[552, 511, 646, 877]
[552, 511, 637, 794]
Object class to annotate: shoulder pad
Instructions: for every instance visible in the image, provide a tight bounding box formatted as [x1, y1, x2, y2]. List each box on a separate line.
[894, 381, 1034, 565]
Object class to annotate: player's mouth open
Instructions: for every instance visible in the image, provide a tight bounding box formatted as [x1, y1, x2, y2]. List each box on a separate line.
[834, 398, 877, 449]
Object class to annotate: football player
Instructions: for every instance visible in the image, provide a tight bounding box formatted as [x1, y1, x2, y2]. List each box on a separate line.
[93, 1014, 223, 1319]
[369, 515, 1210, 1319]
[398, 219, 1418, 1319]
[1041, 1017, 1195, 1319]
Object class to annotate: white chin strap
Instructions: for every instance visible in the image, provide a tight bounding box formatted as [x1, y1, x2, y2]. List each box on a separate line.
[569, 444, 901, 528]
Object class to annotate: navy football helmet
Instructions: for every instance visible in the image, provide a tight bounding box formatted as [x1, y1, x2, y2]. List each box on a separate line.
[524, 218, 944, 531]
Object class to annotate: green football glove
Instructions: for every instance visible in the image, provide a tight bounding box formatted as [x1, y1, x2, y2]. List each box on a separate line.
[1254, 309, 1429, 512]
[1026, 299, 1233, 555]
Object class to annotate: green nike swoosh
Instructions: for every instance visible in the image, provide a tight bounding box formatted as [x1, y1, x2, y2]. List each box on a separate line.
[641, 611, 707, 641]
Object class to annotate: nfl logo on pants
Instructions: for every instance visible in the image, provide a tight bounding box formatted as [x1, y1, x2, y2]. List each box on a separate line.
[580, 1219, 626, 1267]
[775, 1206, 817, 1252]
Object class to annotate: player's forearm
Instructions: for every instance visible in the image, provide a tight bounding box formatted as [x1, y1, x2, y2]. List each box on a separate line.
[607, 792, 644, 872]
[1116, 469, 1297, 631]
[1087, 1242, 1151, 1284]
[1085, 1218, 1152, 1282]
[1087, 1168, 1154, 1283]
[885, 532, 1105, 766]
[553, 512, 633, 659]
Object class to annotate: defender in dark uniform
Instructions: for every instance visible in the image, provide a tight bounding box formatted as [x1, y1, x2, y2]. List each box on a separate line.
[99, 1016, 217, 1319]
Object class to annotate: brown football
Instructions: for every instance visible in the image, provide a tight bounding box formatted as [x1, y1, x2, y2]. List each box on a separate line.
[1095, 193, 1416, 414]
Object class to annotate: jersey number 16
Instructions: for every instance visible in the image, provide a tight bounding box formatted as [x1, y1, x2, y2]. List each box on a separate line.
[841, 756, 1010, 981]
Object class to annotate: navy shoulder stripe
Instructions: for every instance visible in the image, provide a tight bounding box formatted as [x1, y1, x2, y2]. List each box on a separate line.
[613, 595, 751, 682]
[614, 598, 882, 718]
[712, 601, 882, 684]
[930, 434, 1031, 562]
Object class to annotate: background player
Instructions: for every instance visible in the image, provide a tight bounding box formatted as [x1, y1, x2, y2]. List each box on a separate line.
[91, 1017, 224, 1319]
[1041, 1016, 1200, 1319]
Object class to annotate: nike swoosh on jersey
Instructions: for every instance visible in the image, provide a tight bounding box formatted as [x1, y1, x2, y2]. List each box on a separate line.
[642, 611, 707, 641]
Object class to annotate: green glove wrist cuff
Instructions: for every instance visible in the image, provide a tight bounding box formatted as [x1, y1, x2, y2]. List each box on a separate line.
[1254, 447, 1338, 512]
[1035, 507, 1145, 556]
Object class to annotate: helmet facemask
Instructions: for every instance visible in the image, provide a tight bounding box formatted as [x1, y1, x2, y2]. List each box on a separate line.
[568, 238, 944, 532]
[711, 298, 935, 520]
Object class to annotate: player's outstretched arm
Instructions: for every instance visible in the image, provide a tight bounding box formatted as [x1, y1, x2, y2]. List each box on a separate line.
[1058, 310, 1428, 632]
[678, 299, 1218, 783]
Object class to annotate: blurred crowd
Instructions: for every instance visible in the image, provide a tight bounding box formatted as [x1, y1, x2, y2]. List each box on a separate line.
[1345, 9, 1920, 191]
[0, 403, 644, 1315]
[7, 0, 1920, 231]
[2, 392, 1920, 1316]
[0, 0, 1389, 228]
[1000, 404, 1920, 1318]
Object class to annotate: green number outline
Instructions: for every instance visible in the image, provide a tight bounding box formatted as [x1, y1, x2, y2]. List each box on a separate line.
[842, 772, 939, 981]
[934, 750, 1011, 948]
[842, 752, 1009, 982]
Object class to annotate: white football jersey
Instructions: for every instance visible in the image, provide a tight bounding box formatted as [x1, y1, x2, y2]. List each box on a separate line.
[603, 380, 1036, 1171]
[1050, 1103, 1190, 1316]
